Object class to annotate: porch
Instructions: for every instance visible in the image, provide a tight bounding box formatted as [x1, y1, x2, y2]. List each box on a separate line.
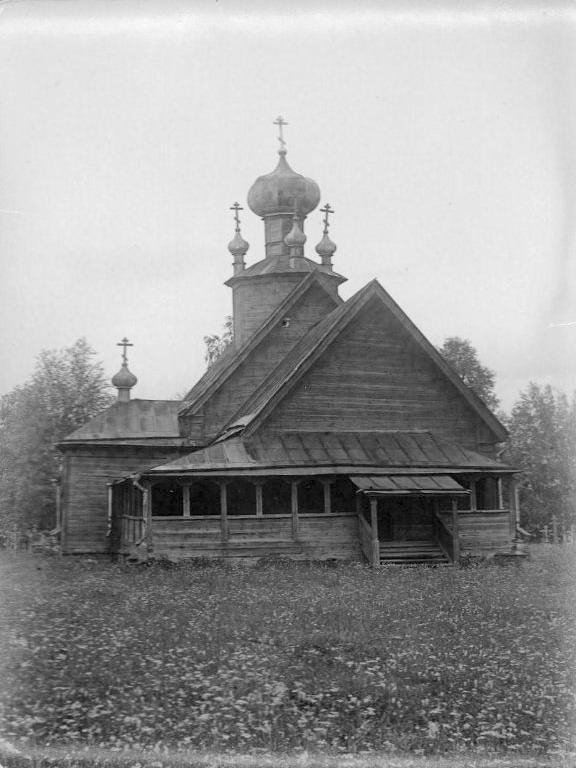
[109, 470, 518, 564]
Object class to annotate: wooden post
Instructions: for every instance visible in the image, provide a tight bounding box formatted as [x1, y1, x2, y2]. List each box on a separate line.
[496, 477, 504, 510]
[508, 477, 518, 540]
[291, 480, 300, 539]
[321, 480, 333, 514]
[370, 496, 379, 566]
[106, 483, 114, 537]
[141, 481, 152, 552]
[552, 515, 558, 544]
[220, 482, 229, 542]
[254, 481, 264, 518]
[470, 479, 477, 512]
[451, 498, 460, 564]
[182, 485, 191, 518]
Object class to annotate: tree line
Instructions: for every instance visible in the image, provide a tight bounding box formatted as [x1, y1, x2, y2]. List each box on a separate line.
[0, 334, 573, 540]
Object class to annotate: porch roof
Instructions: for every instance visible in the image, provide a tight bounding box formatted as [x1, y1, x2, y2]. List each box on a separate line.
[145, 430, 513, 477]
[350, 474, 470, 496]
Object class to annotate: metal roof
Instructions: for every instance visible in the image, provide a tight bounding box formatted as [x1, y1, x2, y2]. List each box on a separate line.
[146, 431, 512, 476]
[350, 474, 469, 495]
[61, 400, 182, 442]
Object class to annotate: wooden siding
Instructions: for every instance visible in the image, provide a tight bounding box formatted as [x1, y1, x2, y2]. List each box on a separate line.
[184, 283, 339, 442]
[264, 297, 495, 450]
[61, 447, 185, 554]
[456, 511, 512, 555]
[151, 513, 361, 561]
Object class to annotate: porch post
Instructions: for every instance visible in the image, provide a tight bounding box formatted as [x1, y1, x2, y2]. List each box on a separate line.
[509, 476, 518, 540]
[496, 477, 504, 510]
[106, 483, 114, 537]
[370, 496, 379, 566]
[451, 498, 460, 563]
[469, 479, 478, 511]
[182, 485, 191, 518]
[291, 480, 300, 539]
[254, 481, 264, 518]
[320, 479, 333, 514]
[219, 481, 229, 542]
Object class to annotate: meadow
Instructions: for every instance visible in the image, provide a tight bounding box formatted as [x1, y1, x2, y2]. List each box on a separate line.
[0, 546, 574, 767]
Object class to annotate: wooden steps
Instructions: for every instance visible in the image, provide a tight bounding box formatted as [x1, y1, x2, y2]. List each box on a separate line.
[379, 540, 451, 566]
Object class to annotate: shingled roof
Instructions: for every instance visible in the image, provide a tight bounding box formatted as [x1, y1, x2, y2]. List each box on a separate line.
[60, 399, 183, 445]
[145, 431, 513, 477]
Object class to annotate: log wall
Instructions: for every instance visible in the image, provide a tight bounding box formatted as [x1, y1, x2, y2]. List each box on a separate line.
[264, 298, 496, 450]
[61, 446, 185, 554]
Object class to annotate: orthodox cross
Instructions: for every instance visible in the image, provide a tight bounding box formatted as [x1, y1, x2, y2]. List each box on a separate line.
[320, 203, 334, 235]
[273, 116, 288, 151]
[230, 202, 243, 232]
[116, 337, 133, 366]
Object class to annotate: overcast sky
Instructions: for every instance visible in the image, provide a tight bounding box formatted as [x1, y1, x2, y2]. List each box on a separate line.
[1, 0, 575, 411]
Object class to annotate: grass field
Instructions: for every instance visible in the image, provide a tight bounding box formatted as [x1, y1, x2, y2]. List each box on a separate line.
[0, 546, 574, 766]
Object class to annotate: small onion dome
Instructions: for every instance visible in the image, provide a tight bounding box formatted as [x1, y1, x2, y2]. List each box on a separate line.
[284, 218, 307, 248]
[111, 363, 138, 390]
[315, 232, 337, 259]
[247, 151, 321, 218]
[228, 230, 249, 258]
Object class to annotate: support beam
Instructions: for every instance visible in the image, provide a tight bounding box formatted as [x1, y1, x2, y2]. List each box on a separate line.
[320, 479, 333, 515]
[220, 482, 229, 542]
[182, 485, 191, 518]
[370, 497, 379, 566]
[496, 477, 504, 510]
[451, 498, 460, 563]
[509, 476, 519, 539]
[291, 480, 300, 539]
[469, 479, 477, 511]
[254, 481, 264, 518]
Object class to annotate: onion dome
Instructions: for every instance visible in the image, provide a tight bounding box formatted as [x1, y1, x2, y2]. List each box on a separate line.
[315, 232, 337, 265]
[111, 363, 138, 390]
[285, 217, 307, 248]
[228, 230, 249, 259]
[112, 338, 137, 402]
[247, 151, 321, 218]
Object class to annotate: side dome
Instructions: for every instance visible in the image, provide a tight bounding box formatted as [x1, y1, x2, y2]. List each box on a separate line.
[247, 151, 321, 218]
[111, 364, 138, 389]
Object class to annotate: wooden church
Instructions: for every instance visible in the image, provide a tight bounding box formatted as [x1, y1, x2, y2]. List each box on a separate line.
[59, 122, 518, 565]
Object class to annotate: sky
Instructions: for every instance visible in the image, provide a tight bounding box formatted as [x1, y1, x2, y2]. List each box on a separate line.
[0, 0, 575, 411]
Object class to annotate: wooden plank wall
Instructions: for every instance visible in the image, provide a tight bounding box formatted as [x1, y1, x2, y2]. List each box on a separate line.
[61, 447, 185, 554]
[456, 511, 512, 555]
[264, 298, 495, 450]
[184, 283, 339, 443]
[151, 513, 361, 561]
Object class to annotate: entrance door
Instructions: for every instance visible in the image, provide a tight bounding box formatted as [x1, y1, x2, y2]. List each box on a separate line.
[378, 497, 434, 541]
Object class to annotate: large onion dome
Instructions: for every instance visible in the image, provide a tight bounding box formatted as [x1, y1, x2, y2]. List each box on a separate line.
[247, 150, 321, 218]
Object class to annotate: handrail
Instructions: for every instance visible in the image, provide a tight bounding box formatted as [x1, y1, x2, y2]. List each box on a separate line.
[433, 510, 456, 563]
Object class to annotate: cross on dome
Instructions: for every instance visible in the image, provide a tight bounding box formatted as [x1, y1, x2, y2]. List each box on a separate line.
[116, 337, 133, 366]
[230, 202, 244, 231]
[320, 203, 335, 234]
[273, 116, 288, 154]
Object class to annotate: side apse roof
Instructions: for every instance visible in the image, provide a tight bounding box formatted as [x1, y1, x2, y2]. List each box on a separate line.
[61, 399, 182, 443]
[146, 431, 513, 476]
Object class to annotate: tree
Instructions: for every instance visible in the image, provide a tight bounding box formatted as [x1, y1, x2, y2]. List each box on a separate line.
[438, 336, 500, 411]
[506, 383, 576, 536]
[0, 338, 113, 531]
[204, 315, 233, 368]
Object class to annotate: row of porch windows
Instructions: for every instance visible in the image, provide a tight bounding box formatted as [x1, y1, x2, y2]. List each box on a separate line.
[152, 478, 358, 517]
[151, 475, 507, 517]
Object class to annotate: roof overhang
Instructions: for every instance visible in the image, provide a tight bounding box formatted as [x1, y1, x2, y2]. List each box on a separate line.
[351, 474, 470, 496]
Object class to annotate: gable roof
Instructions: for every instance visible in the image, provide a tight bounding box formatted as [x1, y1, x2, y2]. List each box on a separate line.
[145, 431, 513, 476]
[60, 399, 183, 445]
[179, 270, 342, 416]
[222, 279, 508, 442]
